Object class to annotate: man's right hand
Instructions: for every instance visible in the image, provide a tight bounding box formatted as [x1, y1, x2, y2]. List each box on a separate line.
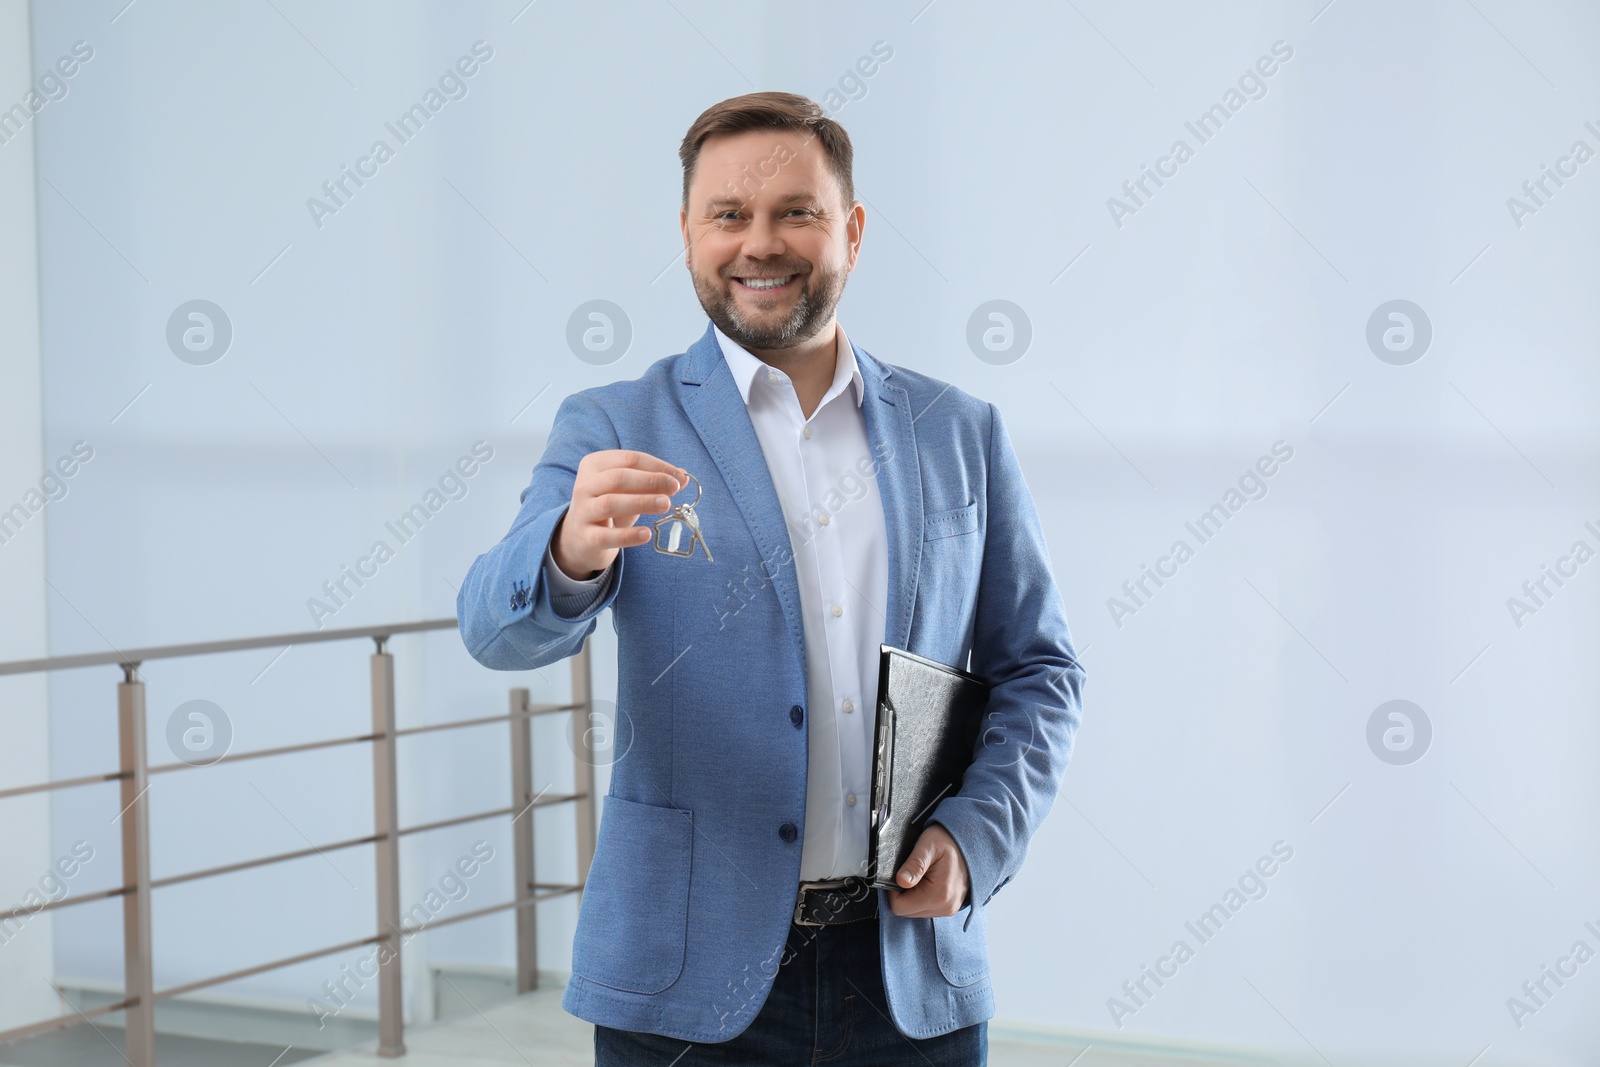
[551, 450, 688, 580]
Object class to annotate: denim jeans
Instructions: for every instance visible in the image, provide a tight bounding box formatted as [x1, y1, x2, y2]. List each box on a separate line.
[593, 911, 987, 1065]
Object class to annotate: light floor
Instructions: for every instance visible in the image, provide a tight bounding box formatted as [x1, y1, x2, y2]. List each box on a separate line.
[0, 980, 1251, 1066]
[303, 981, 1243, 1067]
[0, 1028, 321, 1066]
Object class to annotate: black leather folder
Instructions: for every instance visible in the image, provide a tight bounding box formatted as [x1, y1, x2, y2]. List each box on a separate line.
[867, 644, 991, 890]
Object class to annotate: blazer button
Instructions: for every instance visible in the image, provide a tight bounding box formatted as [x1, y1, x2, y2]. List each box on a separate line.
[779, 822, 798, 842]
[790, 704, 804, 727]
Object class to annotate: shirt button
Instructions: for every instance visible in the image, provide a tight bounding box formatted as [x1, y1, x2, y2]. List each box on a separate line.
[767, 368, 778, 382]
[790, 704, 804, 727]
[841, 699, 854, 714]
[817, 513, 830, 526]
[830, 604, 843, 617]
[779, 822, 798, 842]
[846, 793, 857, 807]
[802, 426, 812, 439]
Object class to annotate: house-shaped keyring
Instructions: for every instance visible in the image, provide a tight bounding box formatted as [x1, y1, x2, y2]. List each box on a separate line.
[648, 473, 714, 562]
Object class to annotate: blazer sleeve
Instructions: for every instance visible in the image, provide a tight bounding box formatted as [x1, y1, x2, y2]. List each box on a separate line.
[456, 391, 627, 670]
[927, 402, 1086, 931]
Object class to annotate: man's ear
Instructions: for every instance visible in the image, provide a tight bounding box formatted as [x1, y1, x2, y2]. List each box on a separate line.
[845, 200, 865, 271]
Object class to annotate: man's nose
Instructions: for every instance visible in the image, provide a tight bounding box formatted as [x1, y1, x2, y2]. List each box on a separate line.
[743, 215, 786, 258]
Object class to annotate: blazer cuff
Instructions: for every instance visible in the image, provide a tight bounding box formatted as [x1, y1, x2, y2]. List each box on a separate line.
[927, 798, 1013, 932]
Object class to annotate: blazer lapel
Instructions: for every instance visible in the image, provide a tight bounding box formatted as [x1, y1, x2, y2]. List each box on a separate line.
[678, 323, 808, 663]
[677, 322, 925, 662]
[853, 340, 923, 653]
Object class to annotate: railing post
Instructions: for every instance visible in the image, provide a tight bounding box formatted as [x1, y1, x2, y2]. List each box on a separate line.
[371, 638, 404, 1058]
[571, 641, 596, 891]
[509, 688, 537, 993]
[117, 664, 155, 1067]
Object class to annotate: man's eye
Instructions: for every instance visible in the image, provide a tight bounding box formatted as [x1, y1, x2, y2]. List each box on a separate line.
[710, 208, 812, 222]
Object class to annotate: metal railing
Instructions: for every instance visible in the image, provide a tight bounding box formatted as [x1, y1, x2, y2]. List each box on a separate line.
[0, 617, 597, 1063]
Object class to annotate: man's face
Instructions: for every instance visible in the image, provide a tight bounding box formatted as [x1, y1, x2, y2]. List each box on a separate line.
[680, 129, 864, 356]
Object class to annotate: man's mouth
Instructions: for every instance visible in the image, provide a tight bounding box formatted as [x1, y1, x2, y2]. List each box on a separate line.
[732, 274, 797, 292]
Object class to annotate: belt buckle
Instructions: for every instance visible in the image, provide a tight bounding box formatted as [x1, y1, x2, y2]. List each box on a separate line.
[794, 878, 846, 927]
[793, 877, 864, 927]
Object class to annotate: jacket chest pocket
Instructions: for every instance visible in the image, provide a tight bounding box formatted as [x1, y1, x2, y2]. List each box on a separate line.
[923, 501, 978, 540]
[913, 500, 983, 657]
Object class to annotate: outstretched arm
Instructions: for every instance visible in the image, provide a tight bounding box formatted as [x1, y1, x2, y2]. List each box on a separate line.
[454, 396, 627, 671]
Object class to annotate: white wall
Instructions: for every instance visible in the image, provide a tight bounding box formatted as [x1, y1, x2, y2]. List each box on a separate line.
[0, 0, 59, 1030]
[17, 0, 1600, 1062]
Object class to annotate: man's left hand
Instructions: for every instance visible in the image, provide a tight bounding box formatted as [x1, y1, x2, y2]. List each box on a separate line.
[887, 823, 970, 918]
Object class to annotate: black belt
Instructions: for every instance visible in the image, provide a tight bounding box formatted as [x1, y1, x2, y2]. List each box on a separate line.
[793, 876, 878, 926]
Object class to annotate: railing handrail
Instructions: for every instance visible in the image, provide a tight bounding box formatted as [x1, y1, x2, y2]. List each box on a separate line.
[0, 617, 458, 677]
[0, 615, 597, 1064]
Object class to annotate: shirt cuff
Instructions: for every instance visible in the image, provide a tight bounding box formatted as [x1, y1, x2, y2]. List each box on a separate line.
[543, 541, 616, 620]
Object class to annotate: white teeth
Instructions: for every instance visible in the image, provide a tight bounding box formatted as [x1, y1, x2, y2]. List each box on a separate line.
[739, 276, 793, 290]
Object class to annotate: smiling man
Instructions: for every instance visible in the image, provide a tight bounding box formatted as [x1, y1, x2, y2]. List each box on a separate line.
[457, 91, 1084, 1066]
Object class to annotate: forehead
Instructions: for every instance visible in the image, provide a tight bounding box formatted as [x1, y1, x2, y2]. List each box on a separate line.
[690, 128, 838, 205]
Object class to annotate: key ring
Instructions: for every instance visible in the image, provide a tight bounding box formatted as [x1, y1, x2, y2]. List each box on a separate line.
[671, 473, 702, 510]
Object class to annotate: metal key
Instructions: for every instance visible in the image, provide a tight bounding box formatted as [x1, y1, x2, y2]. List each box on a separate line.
[678, 502, 712, 562]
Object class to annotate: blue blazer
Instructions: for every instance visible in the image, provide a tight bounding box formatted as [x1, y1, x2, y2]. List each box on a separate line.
[457, 321, 1085, 1041]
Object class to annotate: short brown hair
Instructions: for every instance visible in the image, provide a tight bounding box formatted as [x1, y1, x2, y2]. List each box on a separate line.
[678, 91, 855, 212]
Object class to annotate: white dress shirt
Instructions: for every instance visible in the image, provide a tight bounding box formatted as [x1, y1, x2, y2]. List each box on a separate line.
[543, 321, 890, 881]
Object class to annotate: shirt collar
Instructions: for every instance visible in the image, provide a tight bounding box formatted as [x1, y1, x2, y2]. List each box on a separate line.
[712, 321, 865, 411]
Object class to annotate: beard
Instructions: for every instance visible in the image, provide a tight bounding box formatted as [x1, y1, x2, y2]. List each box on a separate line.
[688, 252, 848, 353]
